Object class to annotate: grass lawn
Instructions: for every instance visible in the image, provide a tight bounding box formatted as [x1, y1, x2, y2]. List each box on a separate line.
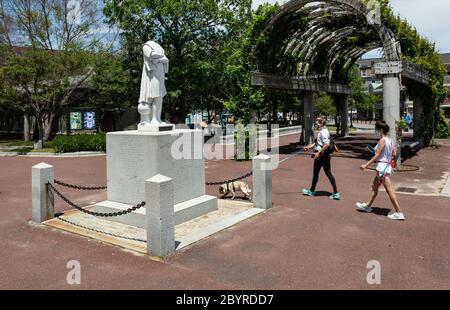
[0, 140, 35, 147]
[327, 126, 357, 132]
[1, 147, 55, 153]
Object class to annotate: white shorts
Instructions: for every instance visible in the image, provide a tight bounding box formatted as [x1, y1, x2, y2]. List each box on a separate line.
[376, 162, 393, 178]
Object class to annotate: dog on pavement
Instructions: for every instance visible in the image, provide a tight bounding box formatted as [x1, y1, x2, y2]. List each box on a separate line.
[219, 181, 252, 201]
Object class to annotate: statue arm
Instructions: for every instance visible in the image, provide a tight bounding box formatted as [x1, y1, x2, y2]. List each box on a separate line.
[143, 45, 153, 71]
[164, 60, 169, 74]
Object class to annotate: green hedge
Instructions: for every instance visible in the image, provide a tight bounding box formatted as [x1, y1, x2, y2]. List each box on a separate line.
[51, 133, 106, 153]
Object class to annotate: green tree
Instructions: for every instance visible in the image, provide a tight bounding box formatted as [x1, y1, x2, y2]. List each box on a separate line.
[88, 51, 134, 129]
[103, 0, 253, 124]
[224, 4, 279, 125]
[348, 67, 379, 125]
[379, 0, 449, 139]
[314, 95, 336, 118]
[0, 46, 93, 142]
[0, 0, 112, 143]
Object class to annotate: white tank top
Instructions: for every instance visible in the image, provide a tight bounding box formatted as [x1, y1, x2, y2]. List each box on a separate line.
[375, 137, 394, 163]
[375, 137, 394, 176]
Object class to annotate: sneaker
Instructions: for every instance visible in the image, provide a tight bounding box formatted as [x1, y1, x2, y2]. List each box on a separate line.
[329, 193, 341, 200]
[388, 212, 405, 221]
[303, 189, 316, 197]
[356, 202, 373, 213]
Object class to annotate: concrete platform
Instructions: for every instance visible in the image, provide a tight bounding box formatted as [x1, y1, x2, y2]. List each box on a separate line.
[94, 195, 218, 227]
[44, 200, 263, 255]
[441, 174, 450, 197]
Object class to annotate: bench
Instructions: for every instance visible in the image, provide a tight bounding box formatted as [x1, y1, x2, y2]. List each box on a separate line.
[401, 141, 420, 159]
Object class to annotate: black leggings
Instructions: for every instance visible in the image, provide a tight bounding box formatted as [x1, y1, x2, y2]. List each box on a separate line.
[310, 155, 338, 194]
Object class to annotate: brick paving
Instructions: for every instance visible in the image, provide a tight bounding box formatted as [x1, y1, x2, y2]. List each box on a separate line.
[0, 133, 449, 289]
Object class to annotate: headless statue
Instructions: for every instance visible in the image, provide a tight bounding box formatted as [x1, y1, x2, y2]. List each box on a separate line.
[138, 41, 169, 129]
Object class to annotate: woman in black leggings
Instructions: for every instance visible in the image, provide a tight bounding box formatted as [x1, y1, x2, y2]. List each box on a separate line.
[302, 117, 340, 200]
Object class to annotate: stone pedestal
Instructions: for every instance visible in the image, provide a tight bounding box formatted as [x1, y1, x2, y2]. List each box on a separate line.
[95, 129, 217, 226]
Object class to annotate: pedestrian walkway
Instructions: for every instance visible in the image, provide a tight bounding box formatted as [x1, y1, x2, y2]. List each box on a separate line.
[0, 133, 449, 289]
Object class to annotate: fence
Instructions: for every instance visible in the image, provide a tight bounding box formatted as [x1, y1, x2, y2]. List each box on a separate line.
[31, 155, 273, 256]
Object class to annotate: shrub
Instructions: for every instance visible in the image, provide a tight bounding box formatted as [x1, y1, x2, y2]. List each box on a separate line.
[51, 133, 106, 153]
[435, 111, 450, 139]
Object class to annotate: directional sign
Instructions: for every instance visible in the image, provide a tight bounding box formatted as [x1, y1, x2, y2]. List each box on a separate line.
[374, 61, 403, 75]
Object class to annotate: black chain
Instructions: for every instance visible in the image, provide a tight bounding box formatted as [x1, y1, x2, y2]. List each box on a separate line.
[47, 182, 145, 217]
[54, 179, 107, 191]
[205, 171, 253, 186]
[56, 216, 146, 243]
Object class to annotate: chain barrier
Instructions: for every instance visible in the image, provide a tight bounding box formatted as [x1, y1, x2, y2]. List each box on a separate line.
[56, 216, 146, 243]
[54, 179, 107, 191]
[47, 182, 145, 217]
[205, 171, 253, 186]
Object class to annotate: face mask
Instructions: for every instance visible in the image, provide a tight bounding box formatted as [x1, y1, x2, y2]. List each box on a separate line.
[376, 130, 382, 138]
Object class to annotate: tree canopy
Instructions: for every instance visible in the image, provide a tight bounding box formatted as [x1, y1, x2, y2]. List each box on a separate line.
[103, 0, 253, 123]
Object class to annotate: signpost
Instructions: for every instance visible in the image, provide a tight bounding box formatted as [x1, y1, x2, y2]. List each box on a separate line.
[374, 61, 403, 75]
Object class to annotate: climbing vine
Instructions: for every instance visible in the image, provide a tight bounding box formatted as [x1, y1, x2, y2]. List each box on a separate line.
[245, 0, 449, 139]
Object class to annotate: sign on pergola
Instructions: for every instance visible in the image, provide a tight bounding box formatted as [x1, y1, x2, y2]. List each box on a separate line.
[374, 61, 402, 75]
[374, 60, 429, 85]
[251, 72, 352, 94]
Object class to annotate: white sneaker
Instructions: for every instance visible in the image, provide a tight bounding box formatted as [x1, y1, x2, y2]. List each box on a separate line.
[388, 213, 405, 221]
[356, 202, 373, 213]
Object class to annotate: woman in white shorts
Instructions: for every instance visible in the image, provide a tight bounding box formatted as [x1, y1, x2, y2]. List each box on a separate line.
[357, 120, 405, 221]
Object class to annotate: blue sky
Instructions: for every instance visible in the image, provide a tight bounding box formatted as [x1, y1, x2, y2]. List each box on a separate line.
[252, 0, 450, 56]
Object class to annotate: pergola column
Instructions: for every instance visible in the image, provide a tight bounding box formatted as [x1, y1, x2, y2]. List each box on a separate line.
[383, 75, 401, 167]
[304, 91, 315, 145]
[341, 95, 349, 137]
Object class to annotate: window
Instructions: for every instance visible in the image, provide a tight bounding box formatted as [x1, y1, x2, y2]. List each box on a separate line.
[361, 69, 372, 78]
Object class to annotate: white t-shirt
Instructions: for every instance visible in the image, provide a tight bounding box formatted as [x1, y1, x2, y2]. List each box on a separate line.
[315, 127, 331, 152]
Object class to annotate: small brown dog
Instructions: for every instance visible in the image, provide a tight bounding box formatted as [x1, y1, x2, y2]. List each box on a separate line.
[219, 181, 252, 201]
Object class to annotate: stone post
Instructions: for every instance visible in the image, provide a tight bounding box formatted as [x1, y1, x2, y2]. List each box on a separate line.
[31, 163, 54, 224]
[145, 174, 175, 257]
[252, 154, 273, 210]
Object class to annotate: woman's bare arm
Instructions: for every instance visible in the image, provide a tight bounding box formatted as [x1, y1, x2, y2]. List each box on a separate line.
[361, 138, 385, 170]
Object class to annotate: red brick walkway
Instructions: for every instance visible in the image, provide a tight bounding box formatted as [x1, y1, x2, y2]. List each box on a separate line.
[0, 133, 449, 289]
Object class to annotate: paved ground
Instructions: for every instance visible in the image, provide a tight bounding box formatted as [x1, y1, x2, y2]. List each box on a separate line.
[0, 133, 449, 289]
